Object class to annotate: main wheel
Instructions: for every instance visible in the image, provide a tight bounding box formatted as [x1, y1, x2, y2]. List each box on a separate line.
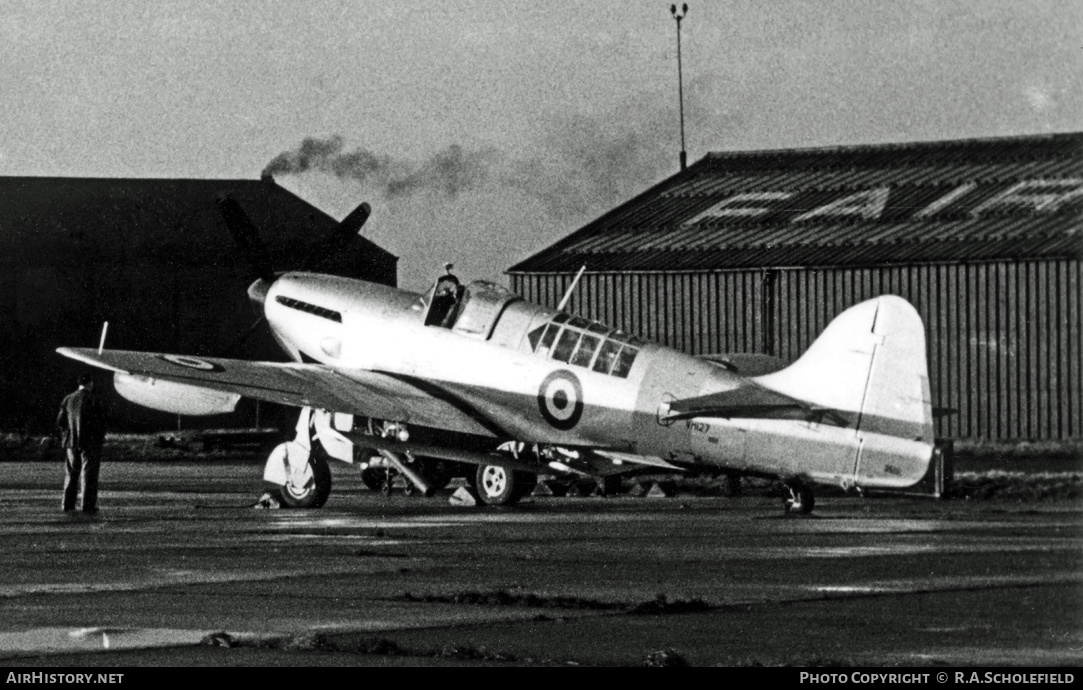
[360, 466, 384, 492]
[416, 457, 454, 491]
[783, 481, 815, 514]
[279, 453, 332, 509]
[723, 473, 743, 498]
[475, 465, 535, 506]
[596, 475, 621, 497]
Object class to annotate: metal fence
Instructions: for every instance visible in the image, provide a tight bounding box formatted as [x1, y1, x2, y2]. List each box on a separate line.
[511, 258, 1082, 440]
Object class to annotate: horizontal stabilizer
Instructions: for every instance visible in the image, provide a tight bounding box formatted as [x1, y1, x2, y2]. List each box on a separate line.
[695, 353, 790, 376]
[666, 385, 850, 425]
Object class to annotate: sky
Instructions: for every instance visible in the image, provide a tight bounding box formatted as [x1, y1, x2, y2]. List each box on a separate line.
[2, 0, 1080, 291]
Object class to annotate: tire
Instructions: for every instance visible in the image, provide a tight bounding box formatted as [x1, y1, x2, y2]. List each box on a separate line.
[723, 473, 742, 498]
[360, 466, 384, 492]
[416, 457, 455, 491]
[279, 453, 332, 509]
[475, 464, 535, 506]
[597, 475, 621, 497]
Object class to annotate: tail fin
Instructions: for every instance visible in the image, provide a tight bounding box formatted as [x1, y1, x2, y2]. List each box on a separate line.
[755, 295, 934, 445]
[755, 296, 935, 489]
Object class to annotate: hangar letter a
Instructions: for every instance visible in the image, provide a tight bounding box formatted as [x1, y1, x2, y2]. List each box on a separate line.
[792, 186, 890, 222]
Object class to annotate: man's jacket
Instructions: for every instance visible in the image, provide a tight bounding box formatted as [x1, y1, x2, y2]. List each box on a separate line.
[56, 388, 107, 450]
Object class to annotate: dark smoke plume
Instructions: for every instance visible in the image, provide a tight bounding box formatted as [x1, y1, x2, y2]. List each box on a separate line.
[263, 136, 491, 199]
[263, 110, 672, 222]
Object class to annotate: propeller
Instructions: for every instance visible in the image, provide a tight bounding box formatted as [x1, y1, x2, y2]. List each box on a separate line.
[298, 202, 371, 274]
[216, 195, 372, 356]
[217, 196, 276, 284]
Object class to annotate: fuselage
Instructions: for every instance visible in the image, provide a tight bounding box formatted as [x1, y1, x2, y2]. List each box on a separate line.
[259, 272, 932, 490]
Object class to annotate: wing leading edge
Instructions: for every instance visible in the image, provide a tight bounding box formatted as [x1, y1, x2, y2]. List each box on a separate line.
[56, 347, 497, 437]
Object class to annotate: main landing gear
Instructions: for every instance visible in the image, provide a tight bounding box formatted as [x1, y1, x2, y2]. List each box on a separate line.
[264, 439, 333, 509]
[359, 456, 455, 496]
[262, 407, 336, 509]
[474, 464, 536, 507]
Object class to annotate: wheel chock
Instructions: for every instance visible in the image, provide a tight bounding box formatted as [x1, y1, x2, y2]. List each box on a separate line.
[252, 492, 281, 509]
[646, 482, 673, 498]
[627, 482, 647, 497]
[449, 486, 478, 507]
[531, 479, 567, 497]
[566, 479, 596, 497]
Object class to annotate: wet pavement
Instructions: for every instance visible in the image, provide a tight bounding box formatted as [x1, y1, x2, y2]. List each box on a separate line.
[0, 461, 1080, 666]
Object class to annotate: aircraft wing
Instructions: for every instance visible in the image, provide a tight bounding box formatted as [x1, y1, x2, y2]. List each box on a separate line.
[56, 347, 497, 437]
[667, 383, 851, 426]
[345, 435, 684, 475]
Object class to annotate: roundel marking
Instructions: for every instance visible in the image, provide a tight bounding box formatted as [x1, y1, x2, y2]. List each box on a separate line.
[157, 354, 224, 372]
[537, 370, 584, 430]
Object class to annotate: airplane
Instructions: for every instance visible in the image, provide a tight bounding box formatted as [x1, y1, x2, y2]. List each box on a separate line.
[57, 196, 939, 514]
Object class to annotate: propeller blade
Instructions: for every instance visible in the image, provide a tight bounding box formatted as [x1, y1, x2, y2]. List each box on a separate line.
[221, 316, 267, 357]
[338, 201, 372, 237]
[217, 196, 276, 283]
[300, 201, 372, 272]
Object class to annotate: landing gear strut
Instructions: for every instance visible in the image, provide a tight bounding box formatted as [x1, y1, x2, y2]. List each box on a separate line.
[359, 454, 455, 497]
[783, 480, 815, 515]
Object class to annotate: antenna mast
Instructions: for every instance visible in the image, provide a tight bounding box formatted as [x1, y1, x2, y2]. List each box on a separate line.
[671, 4, 689, 171]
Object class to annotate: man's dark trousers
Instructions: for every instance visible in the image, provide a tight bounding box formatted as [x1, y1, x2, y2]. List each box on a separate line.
[63, 447, 100, 511]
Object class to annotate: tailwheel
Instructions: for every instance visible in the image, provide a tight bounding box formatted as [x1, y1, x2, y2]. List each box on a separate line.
[475, 464, 536, 506]
[783, 480, 815, 515]
[279, 452, 332, 509]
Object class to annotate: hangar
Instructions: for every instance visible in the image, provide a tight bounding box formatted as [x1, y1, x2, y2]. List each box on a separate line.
[508, 132, 1082, 441]
[0, 176, 397, 432]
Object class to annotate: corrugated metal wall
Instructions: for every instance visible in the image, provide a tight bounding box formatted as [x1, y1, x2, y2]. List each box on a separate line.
[511, 259, 1082, 440]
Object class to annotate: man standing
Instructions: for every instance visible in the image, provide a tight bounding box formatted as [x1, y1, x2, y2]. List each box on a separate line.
[56, 374, 108, 514]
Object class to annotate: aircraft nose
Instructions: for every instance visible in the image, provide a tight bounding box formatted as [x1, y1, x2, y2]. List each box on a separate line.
[247, 278, 271, 307]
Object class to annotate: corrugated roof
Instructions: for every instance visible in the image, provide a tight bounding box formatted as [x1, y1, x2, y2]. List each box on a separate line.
[509, 132, 1083, 274]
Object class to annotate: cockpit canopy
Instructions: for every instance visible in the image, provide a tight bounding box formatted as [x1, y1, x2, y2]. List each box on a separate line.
[422, 279, 522, 339]
[526, 313, 643, 378]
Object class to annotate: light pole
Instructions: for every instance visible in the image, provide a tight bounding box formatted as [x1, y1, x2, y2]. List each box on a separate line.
[671, 3, 688, 171]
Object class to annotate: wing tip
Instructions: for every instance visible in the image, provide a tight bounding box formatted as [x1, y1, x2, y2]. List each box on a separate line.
[55, 347, 130, 374]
